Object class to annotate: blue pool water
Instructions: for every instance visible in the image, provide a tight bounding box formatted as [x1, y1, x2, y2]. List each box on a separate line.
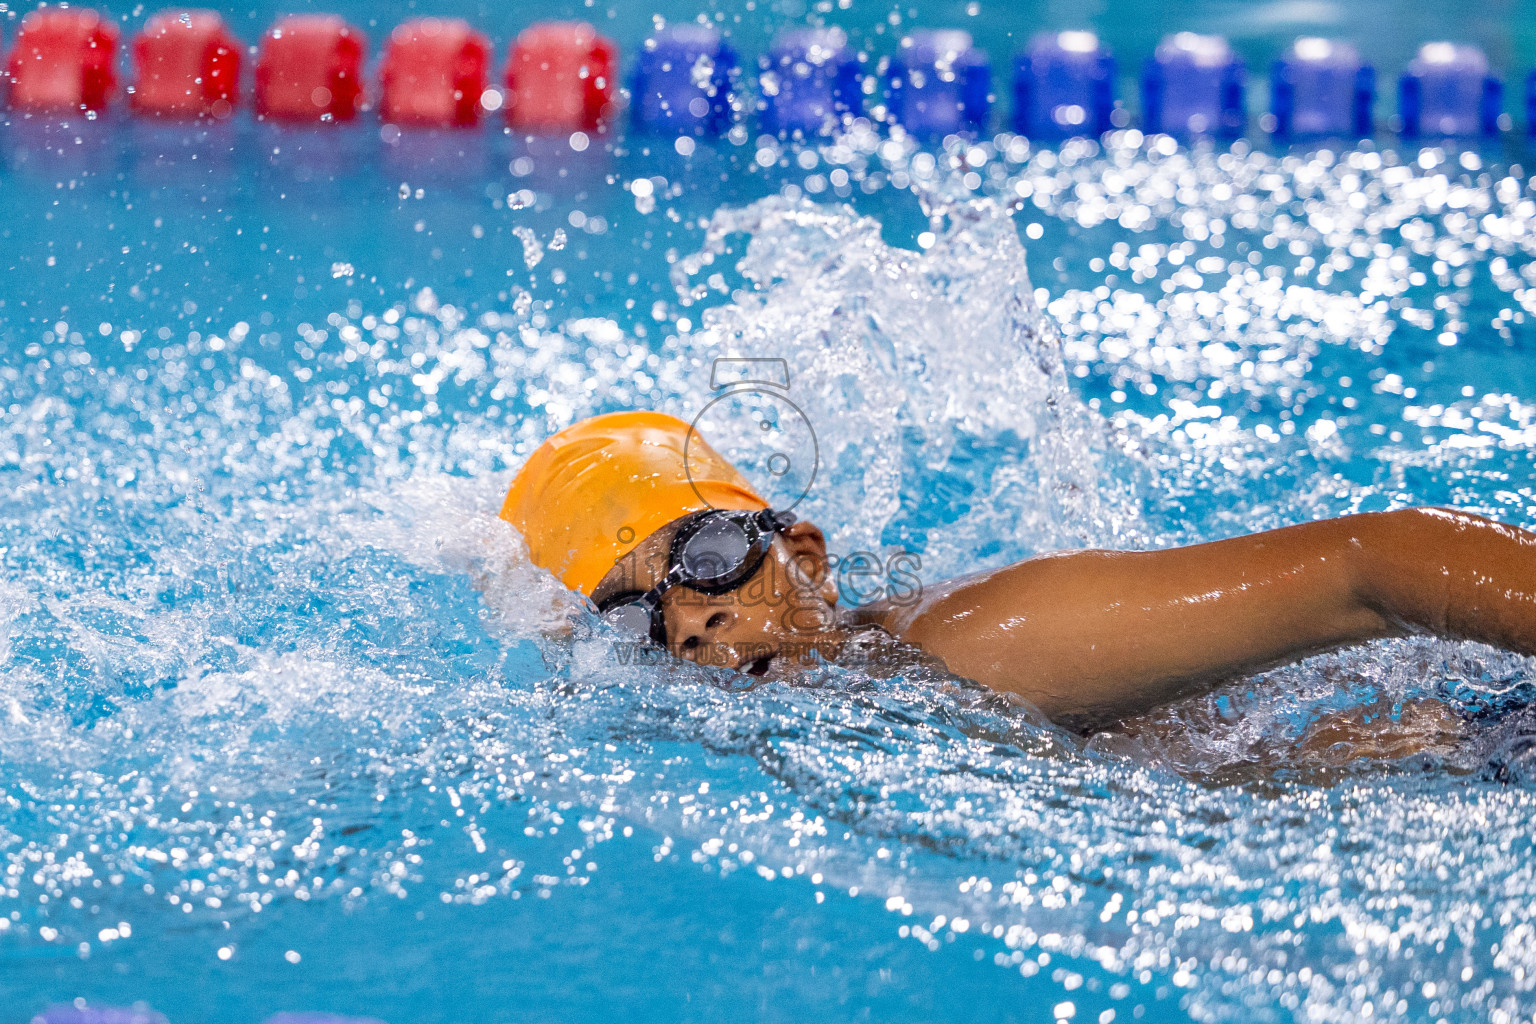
[6, 2, 1536, 1023]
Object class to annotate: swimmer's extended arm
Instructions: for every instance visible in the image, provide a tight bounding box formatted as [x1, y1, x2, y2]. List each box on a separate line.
[869, 508, 1536, 731]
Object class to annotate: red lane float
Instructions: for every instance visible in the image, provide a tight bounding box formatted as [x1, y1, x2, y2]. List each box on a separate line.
[380, 17, 490, 128]
[254, 14, 365, 123]
[7, 8, 119, 114]
[504, 21, 617, 133]
[131, 10, 241, 119]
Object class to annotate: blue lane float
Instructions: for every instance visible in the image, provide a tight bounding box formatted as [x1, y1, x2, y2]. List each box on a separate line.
[1011, 30, 1115, 140]
[1141, 32, 1246, 138]
[1399, 41, 1501, 137]
[756, 27, 863, 137]
[885, 29, 991, 136]
[1271, 37, 1374, 139]
[629, 23, 738, 136]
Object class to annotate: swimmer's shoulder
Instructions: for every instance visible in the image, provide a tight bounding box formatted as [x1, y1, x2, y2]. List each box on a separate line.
[853, 549, 1093, 643]
[852, 569, 988, 638]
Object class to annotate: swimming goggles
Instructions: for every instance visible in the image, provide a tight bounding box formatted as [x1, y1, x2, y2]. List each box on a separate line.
[595, 507, 796, 646]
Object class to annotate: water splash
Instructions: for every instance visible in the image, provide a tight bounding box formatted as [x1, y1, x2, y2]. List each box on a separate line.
[668, 194, 1145, 577]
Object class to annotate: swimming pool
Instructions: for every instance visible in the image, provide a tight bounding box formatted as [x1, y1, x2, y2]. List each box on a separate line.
[4, 0, 1536, 1022]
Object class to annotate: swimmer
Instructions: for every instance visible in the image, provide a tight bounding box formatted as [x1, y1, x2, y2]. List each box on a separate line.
[502, 410, 1536, 737]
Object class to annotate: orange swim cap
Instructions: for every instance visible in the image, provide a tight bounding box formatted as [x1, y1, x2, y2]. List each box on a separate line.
[500, 410, 768, 596]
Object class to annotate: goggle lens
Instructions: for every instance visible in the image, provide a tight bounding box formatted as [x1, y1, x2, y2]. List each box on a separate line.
[603, 601, 656, 640]
[676, 516, 755, 588]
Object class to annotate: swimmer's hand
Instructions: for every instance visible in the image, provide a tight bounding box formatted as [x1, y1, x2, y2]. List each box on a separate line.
[864, 509, 1536, 732]
[1296, 697, 1465, 765]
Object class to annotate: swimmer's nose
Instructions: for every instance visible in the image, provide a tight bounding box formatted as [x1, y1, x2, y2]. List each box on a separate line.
[671, 605, 736, 665]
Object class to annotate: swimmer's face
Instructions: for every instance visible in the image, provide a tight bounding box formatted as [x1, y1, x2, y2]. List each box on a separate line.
[591, 516, 843, 677]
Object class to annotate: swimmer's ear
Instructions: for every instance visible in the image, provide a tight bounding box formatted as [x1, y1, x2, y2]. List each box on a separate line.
[779, 519, 839, 606]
